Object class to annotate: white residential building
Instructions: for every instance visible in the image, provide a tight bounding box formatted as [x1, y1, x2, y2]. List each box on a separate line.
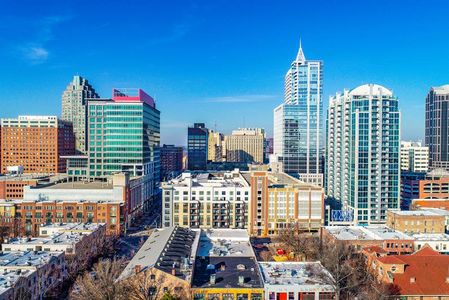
[400, 141, 429, 172]
[162, 170, 251, 228]
[2, 223, 106, 255]
[326, 84, 401, 225]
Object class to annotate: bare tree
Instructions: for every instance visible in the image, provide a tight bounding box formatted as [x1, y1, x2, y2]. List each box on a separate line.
[70, 258, 127, 300]
[306, 240, 399, 300]
[276, 224, 319, 261]
[259, 250, 273, 262]
[121, 269, 191, 300]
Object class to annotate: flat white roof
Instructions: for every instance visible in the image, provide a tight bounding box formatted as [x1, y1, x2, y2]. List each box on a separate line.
[390, 210, 441, 217]
[197, 229, 254, 257]
[163, 171, 250, 189]
[325, 226, 413, 241]
[412, 233, 449, 242]
[259, 262, 335, 292]
[40, 222, 104, 232]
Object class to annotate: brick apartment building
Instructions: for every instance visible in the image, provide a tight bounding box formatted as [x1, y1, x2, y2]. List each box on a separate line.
[0, 116, 75, 174]
[365, 245, 449, 299]
[386, 210, 446, 234]
[0, 175, 46, 199]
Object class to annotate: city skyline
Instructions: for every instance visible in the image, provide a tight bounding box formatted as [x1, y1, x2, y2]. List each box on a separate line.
[1, 0, 449, 146]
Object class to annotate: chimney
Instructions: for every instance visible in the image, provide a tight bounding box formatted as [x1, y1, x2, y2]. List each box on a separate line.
[238, 276, 244, 285]
[171, 268, 176, 276]
[134, 265, 142, 274]
[210, 274, 216, 285]
[410, 277, 416, 283]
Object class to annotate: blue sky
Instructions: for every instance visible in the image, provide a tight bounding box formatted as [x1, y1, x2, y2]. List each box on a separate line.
[0, 0, 448, 145]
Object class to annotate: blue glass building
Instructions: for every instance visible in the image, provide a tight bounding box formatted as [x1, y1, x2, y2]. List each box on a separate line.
[187, 123, 209, 170]
[273, 42, 323, 186]
[326, 84, 400, 224]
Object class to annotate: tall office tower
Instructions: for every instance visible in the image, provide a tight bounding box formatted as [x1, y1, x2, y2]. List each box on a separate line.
[274, 42, 323, 186]
[425, 85, 449, 170]
[61, 76, 99, 154]
[87, 89, 160, 179]
[400, 141, 429, 173]
[326, 84, 400, 225]
[207, 130, 224, 162]
[187, 123, 209, 170]
[224, 128, 265, 164]
[0, 116, 75, 174]
[160, 144, 183, 180]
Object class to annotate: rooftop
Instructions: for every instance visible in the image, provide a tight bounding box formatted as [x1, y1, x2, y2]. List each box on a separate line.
[3, 224, 102, 249]
[39, 222, 103, 233]
[119, 227, 199, 281]
[375, 246, 449, 295]
[0, 174, 60, 182]
[388, 210, 443, 217]
[325, 226, 413, 241]
[0, 268, 35, 295]
[163, 170, 250, 189]
[37, 181, 114, 190]
[258, 262, 335, 292]
[192, 256, 263, 289]
[240, 171, 322, 190]
[0, 251, 61, 268]
[197, 229, 254, 257]
[348, 84, 393, 97]
[432, 84, 449, 95]
[412, 233, 449, 242]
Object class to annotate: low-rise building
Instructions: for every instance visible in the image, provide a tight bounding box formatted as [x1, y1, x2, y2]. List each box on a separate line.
[246, 170, 324, 236]
[258, 262, 335, 300]
[324, 226, 414, 254]
[2, 223, 106, 255]
[386, 210, 446, 234]
[13, 198, 121, 235]
[191, 229, 264, 300]
[23, 172, 146, 224]
[162, 170, 251, 229]
[412, 198, 449, 211]
[366, 246, 449, 299]
[0, 175, 43, 200]
[418, 168, 449, 199]
[0, 251, 67, 300]
[412, 233, 449, 254]
[118, 226, 199, 299]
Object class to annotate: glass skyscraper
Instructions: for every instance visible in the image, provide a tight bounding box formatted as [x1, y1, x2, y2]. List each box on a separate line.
[61, 76, 99, 154]
[273, 42, 323, 186]
[326, 84, 400, 225]
[425, 85, 449, 170]
[87, 88, 160, 179]
[187, 123, 209, 170]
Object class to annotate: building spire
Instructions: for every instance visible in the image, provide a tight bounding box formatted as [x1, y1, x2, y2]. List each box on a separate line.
[296, 38, 306, 63]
